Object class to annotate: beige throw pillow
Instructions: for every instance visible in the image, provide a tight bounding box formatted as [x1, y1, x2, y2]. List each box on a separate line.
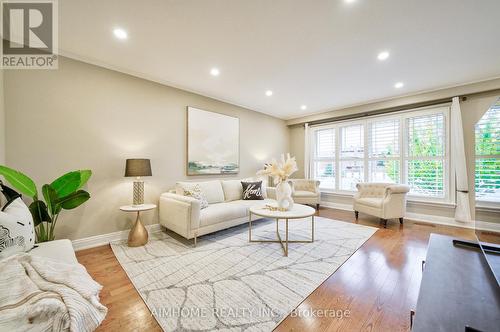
[183, 185, 209, 209]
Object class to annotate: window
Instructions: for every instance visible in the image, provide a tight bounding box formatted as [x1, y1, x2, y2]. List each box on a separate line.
[340, 124, 364, 190]
[312, 128, 335, 190]
[475, 100, 500, 204]
[310, 106, 450, 202]
[368, 119, 400, 183]
[405, 113, 446, 197]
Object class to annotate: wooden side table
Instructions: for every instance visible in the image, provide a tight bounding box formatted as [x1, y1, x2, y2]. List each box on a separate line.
[119, 204, 156, 247]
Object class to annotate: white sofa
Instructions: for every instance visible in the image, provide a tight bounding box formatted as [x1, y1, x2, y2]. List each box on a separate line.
[159, 179, 275, 245]
[353, 182, 410, 227]
[30, 239, 78, 264]
[289, 179, 321, 209]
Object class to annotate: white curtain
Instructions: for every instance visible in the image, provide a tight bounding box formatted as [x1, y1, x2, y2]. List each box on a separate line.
[451, 97, 472, 222]
[304, 123, 310, 179]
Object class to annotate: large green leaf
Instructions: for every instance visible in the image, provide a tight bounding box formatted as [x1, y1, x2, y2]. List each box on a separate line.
[57, 190, 90, 210]
[50, 171, 81, 198]
[0, 165, 37, 198]
[29, 200, 52, 226]
[42, 184, 60, 215]
[78, 170, 92, 188]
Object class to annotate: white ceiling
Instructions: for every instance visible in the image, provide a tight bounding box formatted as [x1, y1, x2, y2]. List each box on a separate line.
[60, 0, 500, 120]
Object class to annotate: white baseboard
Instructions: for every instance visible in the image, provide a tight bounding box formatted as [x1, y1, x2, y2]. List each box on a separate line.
[72, 224, 163, 251]
[320, 201, 500, 233]
[71, 203, 499, 251]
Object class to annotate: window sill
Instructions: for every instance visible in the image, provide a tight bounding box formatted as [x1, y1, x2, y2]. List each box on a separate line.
[476, 202, 500, 212]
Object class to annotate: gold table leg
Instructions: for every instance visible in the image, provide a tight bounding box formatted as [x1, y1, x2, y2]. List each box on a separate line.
[248, 214, 315, 257]
[128, 211, 148, 247]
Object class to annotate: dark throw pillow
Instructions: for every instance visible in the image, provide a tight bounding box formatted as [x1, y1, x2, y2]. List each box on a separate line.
[241, 181, 264, 200]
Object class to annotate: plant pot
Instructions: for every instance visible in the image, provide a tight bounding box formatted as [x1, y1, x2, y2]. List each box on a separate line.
[276, 181, 294, 211]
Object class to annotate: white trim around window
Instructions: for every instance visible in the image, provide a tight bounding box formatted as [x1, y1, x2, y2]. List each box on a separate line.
[309, 104, 453, 204]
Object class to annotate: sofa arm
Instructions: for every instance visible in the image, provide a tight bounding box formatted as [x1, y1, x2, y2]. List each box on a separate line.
[159, 193, 201, 238]
[386, 184, 410, 195]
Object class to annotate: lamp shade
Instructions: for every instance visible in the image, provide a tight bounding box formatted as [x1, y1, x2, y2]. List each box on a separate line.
[125, 159, 152, 177]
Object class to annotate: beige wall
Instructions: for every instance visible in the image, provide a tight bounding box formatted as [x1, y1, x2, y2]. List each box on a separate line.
[4, 57, 289, 240]
[288, 91, 500, 223]
[0, 69, 4, 165]
[289, 125, 305, 179]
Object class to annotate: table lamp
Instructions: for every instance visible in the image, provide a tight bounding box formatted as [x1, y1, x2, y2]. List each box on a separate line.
[125, 159, 152, 206]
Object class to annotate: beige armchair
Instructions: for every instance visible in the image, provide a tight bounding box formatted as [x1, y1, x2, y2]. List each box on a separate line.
[289, 179, 321, 209]
[353, 182, 410, 227]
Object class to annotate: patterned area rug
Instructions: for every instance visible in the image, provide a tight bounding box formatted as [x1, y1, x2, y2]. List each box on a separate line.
[111, 217, 377, 332]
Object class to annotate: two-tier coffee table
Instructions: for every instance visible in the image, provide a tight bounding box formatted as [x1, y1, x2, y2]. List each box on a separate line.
[249, 203, 316, 257]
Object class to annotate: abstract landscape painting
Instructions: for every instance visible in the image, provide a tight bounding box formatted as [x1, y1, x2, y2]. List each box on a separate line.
[187, 107, 239, 175]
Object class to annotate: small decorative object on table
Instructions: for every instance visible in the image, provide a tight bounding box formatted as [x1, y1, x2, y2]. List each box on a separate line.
[124, 159, 152, 206]
[258, 153, 298, 211]
[120, 204, 156, 247]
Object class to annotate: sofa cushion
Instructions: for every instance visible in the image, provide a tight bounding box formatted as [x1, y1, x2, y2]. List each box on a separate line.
[200, 202, 248, 227]
[241, 181, 264, 200]
[242, 177, 268, 198]
[221, 180, 243, 201]
[292, 190, 318, 197]
[183, 185, 209, 209]
[176, 180, 225, 204]
[30, 239, 78, 264]
[355, 197, 383, 208]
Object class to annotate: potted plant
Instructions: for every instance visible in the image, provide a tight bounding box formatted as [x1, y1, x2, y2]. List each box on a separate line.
[0, 165, 92, 242]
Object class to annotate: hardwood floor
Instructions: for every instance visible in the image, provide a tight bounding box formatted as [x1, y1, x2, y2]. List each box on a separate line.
[76, 208, 477, 332]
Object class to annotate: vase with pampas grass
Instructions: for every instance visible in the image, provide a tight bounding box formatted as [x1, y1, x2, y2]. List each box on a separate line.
[257, 153, 298, 211]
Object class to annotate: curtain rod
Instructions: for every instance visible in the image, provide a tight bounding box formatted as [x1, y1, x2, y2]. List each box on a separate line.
[301, 87, 500, 127]
[305, 98, 453, 127]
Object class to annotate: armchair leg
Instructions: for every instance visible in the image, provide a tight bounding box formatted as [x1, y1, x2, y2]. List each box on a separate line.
[380, 218, 388, 228]
[399, 217, 404, 224]
[316, 203, 320, 210]
[354, 211, 359, 220]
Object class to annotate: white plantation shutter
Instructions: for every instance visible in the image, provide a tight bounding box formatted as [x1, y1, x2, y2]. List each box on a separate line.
[369, 119, 400, 158]
[316, 129, 335, 158]
[405, 113, 446, 198]
[475, 101, 500, 203]
[340, 124, 364, 190]
[312, 128, 336, 189]
[340, 124, 364, 158]
[368, 119, 400, 183]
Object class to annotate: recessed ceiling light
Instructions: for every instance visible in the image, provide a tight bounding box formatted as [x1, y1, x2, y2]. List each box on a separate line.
[377, 51, 390, 61]
[344, 0, 356, 3]
[394, 82, 404, 89]
[265, 90, 273, 96]
[113, 28, 128, 40]
[301, 105, 307, 110]
[210, 68, 220, 76]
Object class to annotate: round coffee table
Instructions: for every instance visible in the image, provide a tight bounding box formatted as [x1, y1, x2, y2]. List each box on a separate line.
[249, 203, 316, 257]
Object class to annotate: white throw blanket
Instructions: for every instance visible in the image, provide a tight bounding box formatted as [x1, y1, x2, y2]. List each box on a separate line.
[0, 253, 107, 331]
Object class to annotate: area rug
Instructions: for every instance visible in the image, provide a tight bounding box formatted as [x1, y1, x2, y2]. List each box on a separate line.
[111, 217, 377, 332]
